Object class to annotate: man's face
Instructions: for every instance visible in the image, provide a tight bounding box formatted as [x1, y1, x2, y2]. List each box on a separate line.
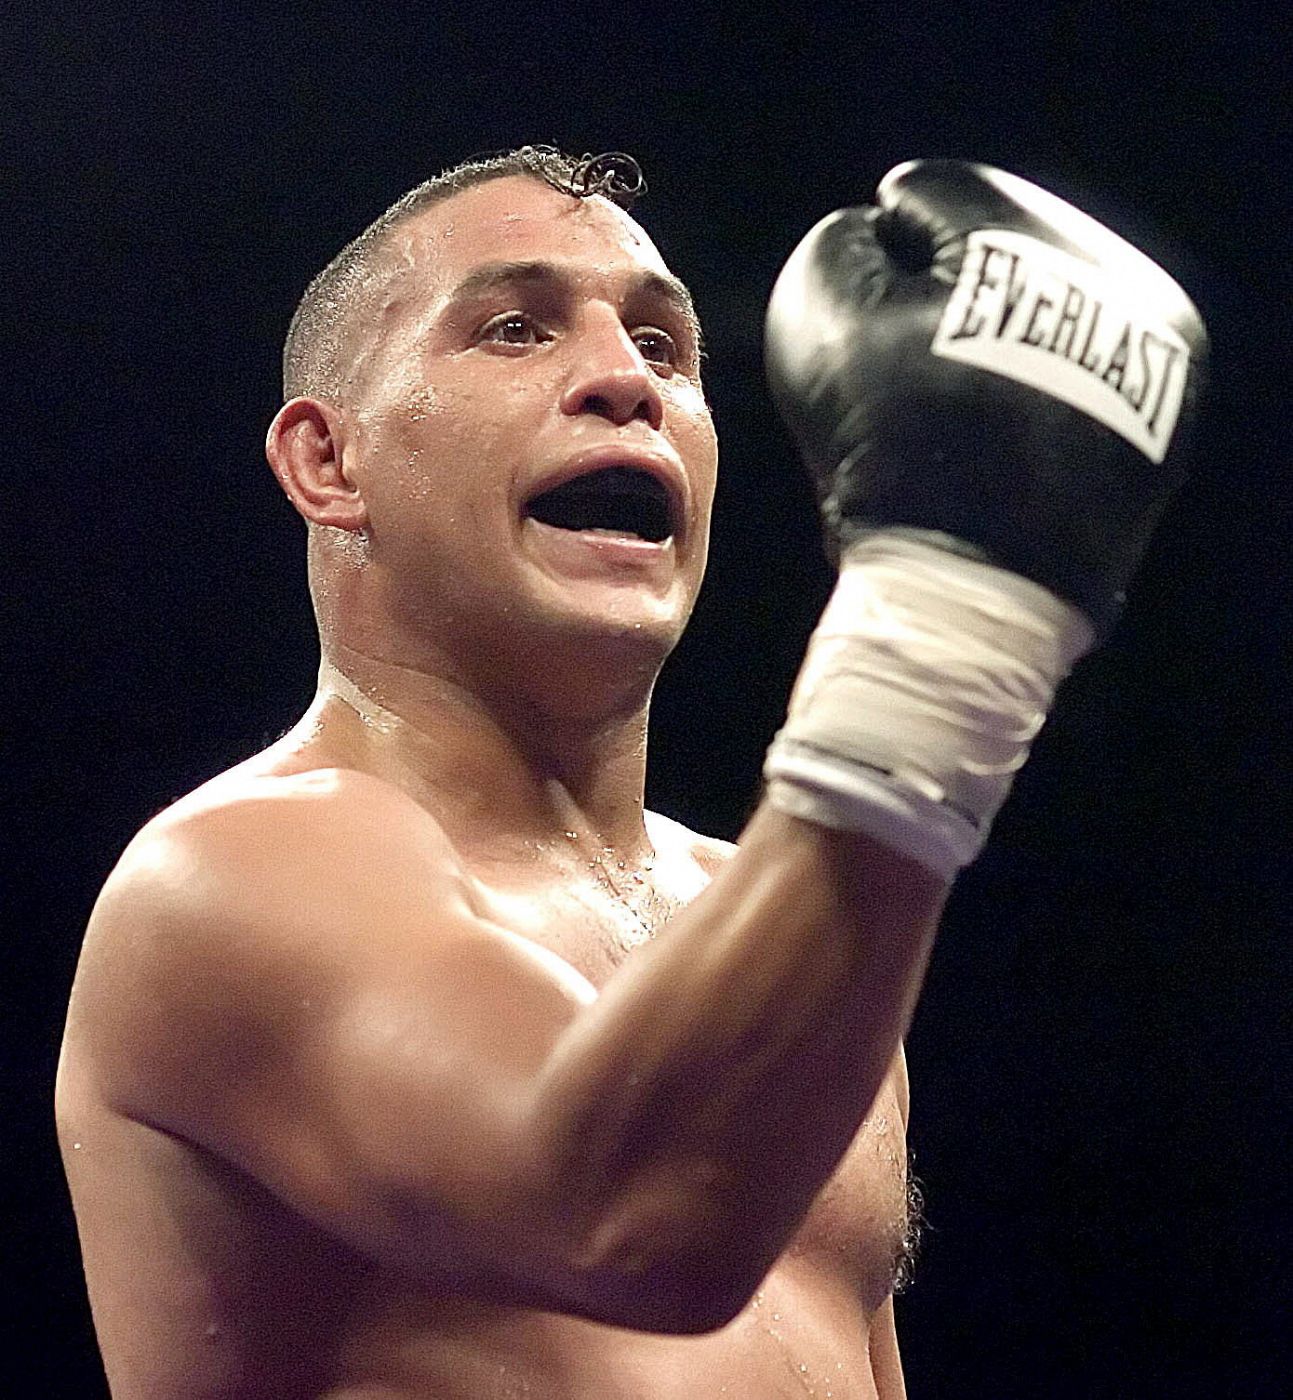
[340, 174, 718, 679]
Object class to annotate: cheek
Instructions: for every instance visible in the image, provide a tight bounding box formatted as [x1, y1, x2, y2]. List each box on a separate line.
[675, 399, 719, 507]
[698, 416, 720, 492]
[355, 377, 552, 554]
[357, 384, 481, 507]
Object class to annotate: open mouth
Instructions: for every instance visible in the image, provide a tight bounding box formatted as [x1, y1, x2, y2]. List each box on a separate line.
[524, 467, 675, 544]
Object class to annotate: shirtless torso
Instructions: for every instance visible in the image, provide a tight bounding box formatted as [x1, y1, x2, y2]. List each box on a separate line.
[58, 159, 945, 1400]
[57, 700, 917, 1400]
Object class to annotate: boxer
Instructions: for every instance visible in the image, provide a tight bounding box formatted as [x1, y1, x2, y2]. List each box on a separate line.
[57, 146, 1205, 1398]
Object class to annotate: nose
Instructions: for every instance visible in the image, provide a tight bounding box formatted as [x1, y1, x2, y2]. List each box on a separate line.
[559, 309, 664, 430]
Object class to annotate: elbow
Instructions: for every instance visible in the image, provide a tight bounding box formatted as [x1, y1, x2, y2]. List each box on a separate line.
[555, 1190, 778, 1334]
[628, 1263, 766, 1335]
[565, 1251, 768, 1335]
[508, 1143, 783, 1333]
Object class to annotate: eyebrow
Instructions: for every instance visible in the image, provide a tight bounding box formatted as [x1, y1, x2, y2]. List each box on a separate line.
[442, 258, 705, 353]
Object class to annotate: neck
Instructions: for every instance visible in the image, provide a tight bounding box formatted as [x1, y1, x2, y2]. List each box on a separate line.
[309, 642, 657, 861]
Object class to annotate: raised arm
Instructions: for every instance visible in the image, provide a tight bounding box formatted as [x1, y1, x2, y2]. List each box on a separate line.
[62, 158, 1206, 1348]
[64, 767, 944, 1335]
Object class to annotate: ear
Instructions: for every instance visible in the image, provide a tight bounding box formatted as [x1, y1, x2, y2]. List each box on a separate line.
[265, 397, 369, 531]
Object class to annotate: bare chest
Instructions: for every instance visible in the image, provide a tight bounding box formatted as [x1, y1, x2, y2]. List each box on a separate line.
[784, 1075, 914, 1310]
[471, 865, 915, 1308]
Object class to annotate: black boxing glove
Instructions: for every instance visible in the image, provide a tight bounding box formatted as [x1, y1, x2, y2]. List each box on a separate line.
[762, 162, 1208, 878]
[765, 158, 1207, 637]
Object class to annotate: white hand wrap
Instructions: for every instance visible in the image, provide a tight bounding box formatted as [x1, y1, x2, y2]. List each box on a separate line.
[764, 534, 1096, 880]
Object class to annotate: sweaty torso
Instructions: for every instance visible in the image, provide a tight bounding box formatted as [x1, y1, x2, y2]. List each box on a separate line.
[59, 733, 915, 1400]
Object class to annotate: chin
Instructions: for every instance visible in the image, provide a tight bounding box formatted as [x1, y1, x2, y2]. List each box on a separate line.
[550, 602, 685, 662]
[510, 597, 688, 705]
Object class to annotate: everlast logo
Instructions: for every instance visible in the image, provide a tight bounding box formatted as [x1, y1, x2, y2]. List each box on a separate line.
[931, 229, 1191, 463]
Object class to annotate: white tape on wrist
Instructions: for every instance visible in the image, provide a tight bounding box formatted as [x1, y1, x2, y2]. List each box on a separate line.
[764, 534, 1096, 878]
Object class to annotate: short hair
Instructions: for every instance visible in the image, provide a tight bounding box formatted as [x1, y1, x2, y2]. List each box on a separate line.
[281, 146, 647, 402]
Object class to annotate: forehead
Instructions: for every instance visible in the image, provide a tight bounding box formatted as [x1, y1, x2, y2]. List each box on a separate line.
[383, 174, 677, 299]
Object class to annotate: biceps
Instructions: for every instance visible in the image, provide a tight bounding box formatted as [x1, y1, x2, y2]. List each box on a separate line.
[203, 923, 596, 1279]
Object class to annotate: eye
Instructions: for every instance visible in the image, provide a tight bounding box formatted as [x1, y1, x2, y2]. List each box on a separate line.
[478, 311, 550, 349]
[632, 327, 680, 369]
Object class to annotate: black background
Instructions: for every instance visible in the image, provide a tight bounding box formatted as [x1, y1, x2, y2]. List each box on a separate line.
[8, 3, 1290, 1396]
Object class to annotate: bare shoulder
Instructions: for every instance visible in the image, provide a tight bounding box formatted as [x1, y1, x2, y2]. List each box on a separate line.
[644, 808, 738, 880]
[157, 760, 445, 843]
[64, 766, 481, 1118]
[88, 763, 467, 959]
[60, 764, 605, 1291]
